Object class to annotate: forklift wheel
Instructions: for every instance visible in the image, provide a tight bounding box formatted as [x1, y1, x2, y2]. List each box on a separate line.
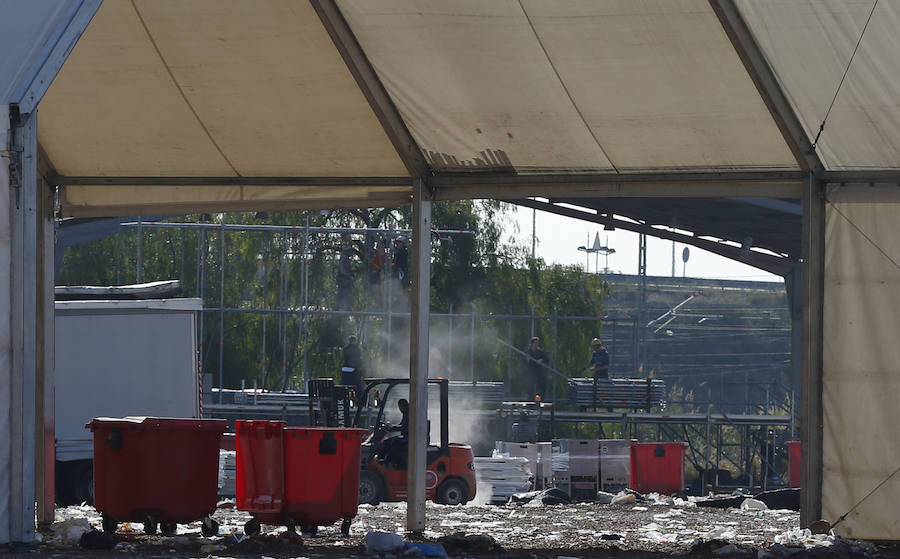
[358, 470, 384, 505]
[160, 522, 178, 536]
[435, 479, 469, 505]
[340, 518, 352, 536]
[244, 517, 261, 536]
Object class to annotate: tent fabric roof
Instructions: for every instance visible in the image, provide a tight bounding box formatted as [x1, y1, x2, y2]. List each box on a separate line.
[61, 184, 414, 218]
[340, 0, 796, 173]
[38, 0, 407, 180]
[29, 0, 900, 218]
[738, 0, 900, 171]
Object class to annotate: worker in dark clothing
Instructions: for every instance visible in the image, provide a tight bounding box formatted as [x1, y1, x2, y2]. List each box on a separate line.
[341, 335, 364, 396]
[392, 237, 408, 283]
[336, 246, 355, 310]
[586, 337, 610, 410]
[524, 336, 549, 400]
[395, 398, 409, 438]
[382, 398, 409, 467]
[586, 337, 610, 379]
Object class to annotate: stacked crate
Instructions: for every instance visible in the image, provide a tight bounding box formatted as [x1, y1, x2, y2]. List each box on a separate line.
[474, 456, 532, 504]
[536, 442, 553, 489]
[598, 439, 631, 492]
[218, 449, 236, 497]
[495, 441, 553, 490]
[552, 439, 599, 501]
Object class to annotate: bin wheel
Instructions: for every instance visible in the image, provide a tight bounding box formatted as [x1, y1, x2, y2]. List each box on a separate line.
[340, 518, 352, 537]
[143, 515, 157, 535]
[435, 479, 469, 505]
[300, 524, 318, 536]
[160, 522, 178, 536]
[244, 517, 261, 537]
[101, 513, 117, 534]
[201, 516, 219, 537]
[359, 470, 384, 505]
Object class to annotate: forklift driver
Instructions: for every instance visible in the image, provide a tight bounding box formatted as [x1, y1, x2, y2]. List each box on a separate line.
[379, 398, 409, 467]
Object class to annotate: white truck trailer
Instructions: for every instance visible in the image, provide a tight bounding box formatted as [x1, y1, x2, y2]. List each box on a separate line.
[54, 295, 202, 504]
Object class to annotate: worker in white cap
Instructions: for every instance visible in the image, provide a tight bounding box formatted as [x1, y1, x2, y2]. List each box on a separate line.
[586, 338, 609, 380]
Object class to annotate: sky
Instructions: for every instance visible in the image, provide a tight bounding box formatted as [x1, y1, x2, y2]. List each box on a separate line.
[506, 206, 783, 283]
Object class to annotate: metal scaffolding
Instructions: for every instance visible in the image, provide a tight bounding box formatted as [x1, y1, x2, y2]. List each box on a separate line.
[112, 216, 795, 492]
[112, 217, 792, 412]
[117, 215, 796, 489]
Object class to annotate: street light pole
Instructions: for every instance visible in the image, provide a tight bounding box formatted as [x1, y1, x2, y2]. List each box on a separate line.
[577, 238, 616, 275]
[531, 208, 536, 260]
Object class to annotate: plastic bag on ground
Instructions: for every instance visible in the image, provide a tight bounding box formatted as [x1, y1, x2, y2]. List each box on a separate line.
[596, 491, 615, 504]
[50, 517, 93, 544]
[404, 542, 448, 557]
[366, 531, 405, 552]
[706, 526, 737, 539]
[611, 492, 636, 505]
[773, 528, 834, 548]
[740, 498, 768, 511]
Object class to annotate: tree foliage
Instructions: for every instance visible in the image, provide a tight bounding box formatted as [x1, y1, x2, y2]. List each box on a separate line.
[58, 205, 611, 394]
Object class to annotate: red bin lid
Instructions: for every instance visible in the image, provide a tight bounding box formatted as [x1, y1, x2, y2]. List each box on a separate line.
[86, 416, 227, 432]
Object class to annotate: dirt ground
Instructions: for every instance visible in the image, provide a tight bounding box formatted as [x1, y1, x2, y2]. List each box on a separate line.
[12, 498, 900, 559]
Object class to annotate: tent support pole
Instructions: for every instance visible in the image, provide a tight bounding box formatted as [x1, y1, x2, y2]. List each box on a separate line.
[801, 177, 825, 526]
[407, 178, 431, 533]
[4, 108, 39, 543]
[35, 147, 56, 525]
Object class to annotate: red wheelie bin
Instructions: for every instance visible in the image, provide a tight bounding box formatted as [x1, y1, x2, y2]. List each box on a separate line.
[87, 417, 227, 536]
[629, 441, 687, 495]
[236, 421, 367, 536]
[786, 440, 802, 488]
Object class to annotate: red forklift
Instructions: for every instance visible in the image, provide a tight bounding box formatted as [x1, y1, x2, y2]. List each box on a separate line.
[350, 378, 476, 506]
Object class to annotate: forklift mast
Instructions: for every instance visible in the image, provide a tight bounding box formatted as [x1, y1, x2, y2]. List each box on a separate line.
[307, 378, 353, 427]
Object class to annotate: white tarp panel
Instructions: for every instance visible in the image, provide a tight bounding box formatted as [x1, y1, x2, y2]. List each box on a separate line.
[340, 0, 796, 173]
[823, 184, 900, 540]
[38, 0, 407, 178]
[738, 0, 900, 171]
[0, 104, 12, 545]
[55, 300, 201, 454]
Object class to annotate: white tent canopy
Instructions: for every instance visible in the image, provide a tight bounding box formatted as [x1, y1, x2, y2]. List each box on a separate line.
[341, 0, 797, 172]
[3, 0, 900, 543]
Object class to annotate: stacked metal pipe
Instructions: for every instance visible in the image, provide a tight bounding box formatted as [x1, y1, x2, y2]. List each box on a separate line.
[567, 378, 666, 409]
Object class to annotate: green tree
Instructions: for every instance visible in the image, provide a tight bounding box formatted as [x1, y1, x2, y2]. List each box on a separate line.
[57, 205, 612, 394]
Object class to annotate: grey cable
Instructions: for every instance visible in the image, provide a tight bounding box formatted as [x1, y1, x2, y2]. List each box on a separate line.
[812, 0, 879, 148]
[827, 198, 900, 274]
[832, 462, 900, 529]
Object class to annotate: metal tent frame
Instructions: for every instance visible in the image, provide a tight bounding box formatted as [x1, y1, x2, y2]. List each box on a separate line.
[13, 0, 900, 543]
